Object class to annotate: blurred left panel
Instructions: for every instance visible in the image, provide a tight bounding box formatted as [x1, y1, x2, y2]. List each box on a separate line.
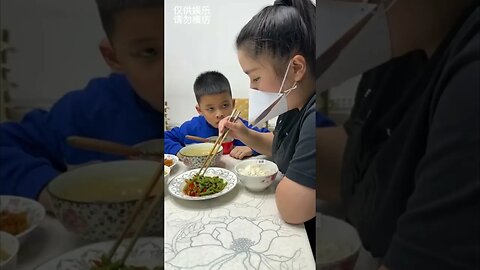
[0, 1, 164, 269]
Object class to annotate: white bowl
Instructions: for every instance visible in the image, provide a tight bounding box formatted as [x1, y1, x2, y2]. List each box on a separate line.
[178, 143, 223, 169]
[164, 165, 171, 192]
[0, 195, 46, 244]
[0, 231, 19, 270]
[234, 159, 278, 191]
[47, 160, 164, 241]
[317, 215, 361, 270]
[164, 154, 179, 169]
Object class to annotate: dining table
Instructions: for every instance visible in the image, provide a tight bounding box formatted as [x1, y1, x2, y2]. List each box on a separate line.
[16, 212, 89, 270]
[14, 154, 376, 270]
[164, 154, 316, 270]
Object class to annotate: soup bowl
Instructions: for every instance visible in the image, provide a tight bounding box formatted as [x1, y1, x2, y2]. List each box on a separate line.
[178, 143, 223, 169]
[48, 160, 164, 242]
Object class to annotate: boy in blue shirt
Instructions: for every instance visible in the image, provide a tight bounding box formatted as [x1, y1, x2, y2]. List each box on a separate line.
[165, 71, 270, 159]
[0, 0, 164, 210]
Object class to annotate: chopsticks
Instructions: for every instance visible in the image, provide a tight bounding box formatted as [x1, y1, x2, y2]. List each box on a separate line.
[198, 108, 241, 176]
[185, 135, 210, 143]
[106, 164, 164, 265]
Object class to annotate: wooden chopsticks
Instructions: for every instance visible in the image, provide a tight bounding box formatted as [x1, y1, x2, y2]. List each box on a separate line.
[106, 163, 164, 265]
[198, 108, 241, 176]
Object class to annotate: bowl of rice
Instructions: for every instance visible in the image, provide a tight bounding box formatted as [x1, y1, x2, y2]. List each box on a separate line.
[317, 214, 361, 270]
[234, 159, 278, 191]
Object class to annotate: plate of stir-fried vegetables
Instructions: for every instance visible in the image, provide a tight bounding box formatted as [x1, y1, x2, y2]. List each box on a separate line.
[168, 167, 237, 200]
[34, 237, 163, 270]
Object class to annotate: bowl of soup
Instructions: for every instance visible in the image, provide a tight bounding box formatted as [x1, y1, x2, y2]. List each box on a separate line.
[48, 160, 164, 242]
[178, 143, 223, 169]
[317, 215, 361, 270]
[0, 231, 19, 270]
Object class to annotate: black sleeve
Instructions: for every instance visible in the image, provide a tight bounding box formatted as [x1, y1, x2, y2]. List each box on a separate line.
[383, 61, 480, 269]
[285, 107, 316, 189]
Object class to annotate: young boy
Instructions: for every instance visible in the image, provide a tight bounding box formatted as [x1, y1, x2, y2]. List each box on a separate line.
[0, 0, 164, 209]
[164, 71, 270, 159]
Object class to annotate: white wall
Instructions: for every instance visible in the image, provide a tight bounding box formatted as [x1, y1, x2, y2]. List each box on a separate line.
[0, 0, 109, 117]
[165, 0, 272, 127]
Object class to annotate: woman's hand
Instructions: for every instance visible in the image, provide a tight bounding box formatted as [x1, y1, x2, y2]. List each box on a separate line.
[218, 116, 249, 140]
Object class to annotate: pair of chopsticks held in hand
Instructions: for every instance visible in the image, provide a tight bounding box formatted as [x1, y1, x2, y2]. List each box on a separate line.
[198, 108, 242, 176]
[106, 164, 163, 266]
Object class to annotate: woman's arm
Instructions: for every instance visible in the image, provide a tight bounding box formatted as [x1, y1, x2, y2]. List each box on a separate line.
[237, 129, 274, 156]
[276, 176, 316, 224]
[316, 126, 348, 202]
[219, 117, 274, 156]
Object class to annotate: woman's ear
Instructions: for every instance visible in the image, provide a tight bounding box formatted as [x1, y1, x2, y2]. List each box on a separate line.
[291, 54, 307, 82]
[99, 38, 123, 72]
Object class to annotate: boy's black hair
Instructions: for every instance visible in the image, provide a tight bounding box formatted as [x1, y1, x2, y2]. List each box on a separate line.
[193, 71, 232, 103]
[236, 0, 315, 74]
[95, 0, 163, 40]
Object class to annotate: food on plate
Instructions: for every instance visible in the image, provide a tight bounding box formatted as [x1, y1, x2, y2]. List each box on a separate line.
[91, 255, 163, 270]
[0, 210, 28, 235]
[182, 174, 227, 196]
[237, 164, 275, 177]
[164, 158, 174, 167]
[0, 248, 10, 262]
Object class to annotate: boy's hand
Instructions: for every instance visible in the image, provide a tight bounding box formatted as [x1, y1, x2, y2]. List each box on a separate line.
[218, 117, 249, 140]
[229, 146, 253, 159]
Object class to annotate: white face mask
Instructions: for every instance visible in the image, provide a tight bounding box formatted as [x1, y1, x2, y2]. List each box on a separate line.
[316, 0, 398, 92]
[248, 61, 298, 127]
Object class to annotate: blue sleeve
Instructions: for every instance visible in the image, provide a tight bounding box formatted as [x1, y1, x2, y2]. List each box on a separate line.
[0, 93, 80, 199]
[316, 111, 336, 127]
[164, 120, 193, 155]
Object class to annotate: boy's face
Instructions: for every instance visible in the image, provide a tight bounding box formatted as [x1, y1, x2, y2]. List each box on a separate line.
[196, 92, 235, 128]
[100, 7, 164, 112]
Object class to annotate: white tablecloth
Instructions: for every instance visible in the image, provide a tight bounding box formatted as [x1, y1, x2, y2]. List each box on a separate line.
[16, 214, 89, 270]
[164, 155, 316, 270]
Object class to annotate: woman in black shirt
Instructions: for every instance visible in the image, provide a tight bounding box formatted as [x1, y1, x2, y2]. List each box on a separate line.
[317, 1, 479, 269]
